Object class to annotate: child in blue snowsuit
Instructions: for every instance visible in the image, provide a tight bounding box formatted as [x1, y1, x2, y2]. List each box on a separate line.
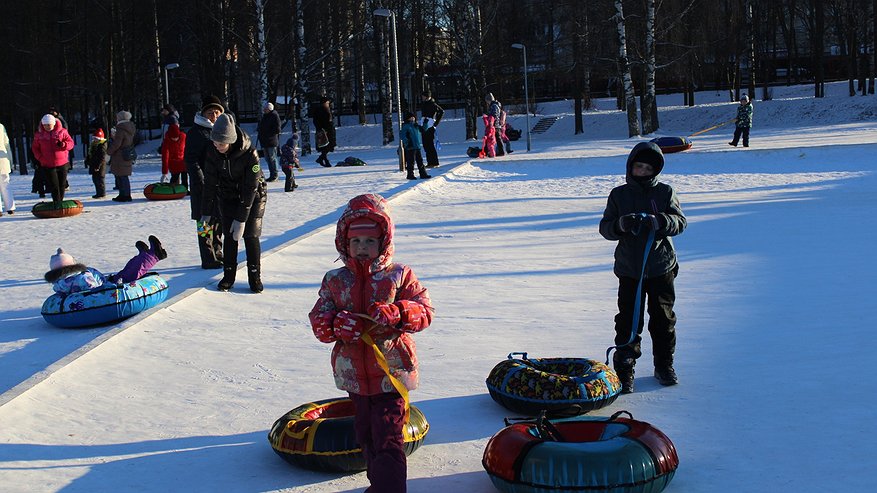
[399, 112, 431, 180]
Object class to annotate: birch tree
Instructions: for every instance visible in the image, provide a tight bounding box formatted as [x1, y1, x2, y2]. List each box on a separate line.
[614, 0, 640, 137]
[641, 0, 659, 134]
[255, 0, 269, 105]
[293, 0, 311, 154]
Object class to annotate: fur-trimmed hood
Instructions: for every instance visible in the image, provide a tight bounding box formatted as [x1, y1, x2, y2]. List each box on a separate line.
[334, 194, 395, 273]
[44, 263, 88, 284]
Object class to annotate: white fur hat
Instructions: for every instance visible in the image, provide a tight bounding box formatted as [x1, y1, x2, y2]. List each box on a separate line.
[264, 102, 274, 111]
[116, 110, 132, 121]
[49, 248, 76, 270]
[41, 114, 56, 126]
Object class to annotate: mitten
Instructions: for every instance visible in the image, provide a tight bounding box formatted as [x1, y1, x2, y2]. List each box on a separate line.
[230, 220, 245, 242]
[617, 213, 640, 233]
[643, 214, 665, 231]
[56, 139, 65, 149]
[368, 302, 401, 327]
[313, 323, 337, 343]
[333, 311, 366, 344]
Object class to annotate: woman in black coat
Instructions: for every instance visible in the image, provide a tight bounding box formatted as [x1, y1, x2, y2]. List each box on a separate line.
[312, 96, 336, 167]
[201, 113, 268, 293]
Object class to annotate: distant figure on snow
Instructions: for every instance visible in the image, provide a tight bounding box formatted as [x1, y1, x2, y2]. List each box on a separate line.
[729, 94, 753, 147]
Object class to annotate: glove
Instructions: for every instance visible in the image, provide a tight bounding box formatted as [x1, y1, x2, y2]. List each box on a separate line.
[333, 311, 366, 344]
[56, 139, 65, 149]
[617, 213, 641, 233]
[230, 220, 245, 242]
[160, 173, 170, 183]
[643, 214, 664, 231]
[368, 302, 401, 328]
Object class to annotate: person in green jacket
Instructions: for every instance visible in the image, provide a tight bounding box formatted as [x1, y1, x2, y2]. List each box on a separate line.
[599, 142, 687, 394]
[729, 94, 753, 147]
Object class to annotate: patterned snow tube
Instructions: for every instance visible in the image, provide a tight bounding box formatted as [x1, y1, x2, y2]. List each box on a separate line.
[31, 199, 84, 219]
[486, 353, 621, 417]
[268, 397, 429, 472]
[483, 411, 679, 493]
[649, 136, 692, 154]
[41, 273, 169, 328]
[143, 182, 188, 200]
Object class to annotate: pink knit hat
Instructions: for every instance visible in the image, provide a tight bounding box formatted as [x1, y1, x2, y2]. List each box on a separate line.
[347, 218, 382, 239]
[49, 248, 76, 270]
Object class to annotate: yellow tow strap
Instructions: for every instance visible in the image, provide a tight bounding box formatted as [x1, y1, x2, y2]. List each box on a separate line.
[356, 314, 410, 421]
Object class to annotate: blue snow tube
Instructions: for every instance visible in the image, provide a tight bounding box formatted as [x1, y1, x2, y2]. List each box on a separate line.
[41, 273, 169, 328]
[649, 136, 692, 154]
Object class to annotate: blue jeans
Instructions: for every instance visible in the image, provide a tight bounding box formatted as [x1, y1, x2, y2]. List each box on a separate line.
[115, 175, 131, 197]
[263, 146, 278, 177]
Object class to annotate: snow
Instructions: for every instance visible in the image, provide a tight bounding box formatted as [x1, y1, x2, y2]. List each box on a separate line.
[2, 81, 876, 492]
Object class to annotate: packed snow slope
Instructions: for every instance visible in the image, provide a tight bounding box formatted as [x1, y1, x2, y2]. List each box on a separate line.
[1, 81, 876, 492]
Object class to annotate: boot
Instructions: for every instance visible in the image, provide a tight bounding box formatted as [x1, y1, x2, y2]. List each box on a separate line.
[267, 173, 278, 182]
[614, 356, 636, 394]
[135, 241, 149, 254]
[284, 174, 296, 192]
[654, 365, 678, 386]
[406, 172, 416, 180]
[248, 264, 263, 293]
[218, 266, 236, 291]
[418, 166, 431, 179]
[148, 235, 167, 260]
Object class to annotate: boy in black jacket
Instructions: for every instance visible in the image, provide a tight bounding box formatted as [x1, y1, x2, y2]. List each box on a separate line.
[599, 142, 687, 394]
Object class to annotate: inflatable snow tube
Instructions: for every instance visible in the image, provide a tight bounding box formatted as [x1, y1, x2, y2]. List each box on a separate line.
[649, 136, 692, 154]
[31, 199, 84, 219]
[41, 273, 169, 328]
[143, 182, 188, 200]
[336, 156, 367, 166]
[486, 353, 621, 417]
[483, 411, 678, 493]
[268, 397, 429, 472]
[467, 146, 482, 158]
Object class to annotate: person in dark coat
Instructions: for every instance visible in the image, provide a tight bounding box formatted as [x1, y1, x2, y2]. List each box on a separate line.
[184, 95, 225, 269]
[257, 102, 281, 182]
[201, 113, 268, 293]
[599, 142, 687, 394]
[85, 128, 108, 198]
[419, 90, 444, 168]
[728, 94, 753, 147]
[312, 96, 336, 167]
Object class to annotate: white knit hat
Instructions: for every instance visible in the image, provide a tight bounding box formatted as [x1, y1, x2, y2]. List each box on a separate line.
[41, 114, 56, 126]
[116, 110, 132, 121]
[264, 102, 274, 111]
[49, 248, 76, 270]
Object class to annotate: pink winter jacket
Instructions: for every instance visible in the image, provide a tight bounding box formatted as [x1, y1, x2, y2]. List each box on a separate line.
[32, 121, 74, 168]
[309, 194, 434, 396]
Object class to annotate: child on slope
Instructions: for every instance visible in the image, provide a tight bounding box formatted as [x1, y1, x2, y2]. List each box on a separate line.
[309, 193, 434, 492]
[85, 128, 108, 198]
[45, 236, 168, 294]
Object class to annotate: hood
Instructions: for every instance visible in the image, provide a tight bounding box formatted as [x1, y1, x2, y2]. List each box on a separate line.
[193, 113, 214, 129]
[625, 141, 665, 187]
[334, 194, 395, 272]
[166, 124, 181, 139]
[44, 263, 88, 284]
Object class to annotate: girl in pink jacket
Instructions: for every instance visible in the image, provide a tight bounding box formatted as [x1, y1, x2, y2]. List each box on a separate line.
[31, 114, 74, 203]
[309, 193, 433, 492]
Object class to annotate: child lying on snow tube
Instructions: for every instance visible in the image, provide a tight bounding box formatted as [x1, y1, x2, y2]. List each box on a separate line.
[44, 235, 168, 294]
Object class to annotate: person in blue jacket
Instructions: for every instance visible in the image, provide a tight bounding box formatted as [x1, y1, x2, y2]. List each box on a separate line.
[399, 111, 430, 180]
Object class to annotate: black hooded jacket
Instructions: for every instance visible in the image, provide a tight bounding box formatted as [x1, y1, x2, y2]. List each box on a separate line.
[599, 141, 687, 279]
[202, 126, 265, 223]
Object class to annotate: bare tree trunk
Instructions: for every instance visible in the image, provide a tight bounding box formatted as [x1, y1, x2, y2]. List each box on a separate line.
[745, 0, 756, 99]
[641, 0, 659, 135]
[152, 0, 163, 109]
[293, 0, 311, 155]
[614, 0, 639, 137]
[376, 14, 394, 145]
[255, 0, 269, 105]
[814, 0, 825, 97]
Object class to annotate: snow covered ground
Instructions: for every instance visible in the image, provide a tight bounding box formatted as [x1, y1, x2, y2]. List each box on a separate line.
[1, 81, 876, 492]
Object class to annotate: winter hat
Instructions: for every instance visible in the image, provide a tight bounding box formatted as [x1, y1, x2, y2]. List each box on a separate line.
[264, 102, 274, 111]
[404, 111, 416, 121]
[320, 96, 331, 104]
[162, 103, 176, 113]
[116, 110, 132, 122]
[740, 94, 750, 103]
[90, 128, 106, 142]
[166, 123, 181, 139]
[347, 218, 383, 239]
[211, 113, 237, 144]
[41, 114, 56, 126]
[200, 95, 225, 114]
[49, 248, 76, 271]
[485, 93, 495, 102]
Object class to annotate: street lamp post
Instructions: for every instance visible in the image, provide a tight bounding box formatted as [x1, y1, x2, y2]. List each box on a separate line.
[510, 44, 531, 152]
[374, 8, 404, 172]
[163, 63, 179, 107]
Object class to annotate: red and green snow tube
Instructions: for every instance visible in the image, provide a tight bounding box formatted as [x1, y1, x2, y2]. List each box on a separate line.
[31, 199, 84, 219]
[143, 182, 188, 200]
[483, 411, 679, 493]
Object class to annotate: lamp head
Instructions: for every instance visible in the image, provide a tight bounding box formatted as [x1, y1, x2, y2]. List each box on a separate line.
[165, 63, 180, 70]
[373, 8, 392, 17]
[511, 43, 525, 50]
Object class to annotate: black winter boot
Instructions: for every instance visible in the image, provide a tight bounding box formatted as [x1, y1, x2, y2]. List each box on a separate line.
[218, 266, 236, 291]
[135, 241, 149, 253]
[654, 365, 678, 386]
[406, 172, 416, 180]
[148, 235, 167, 260]
[418, 166, 431, 179]
[614, 356, 636, 394]
[248, 264, 263, 293]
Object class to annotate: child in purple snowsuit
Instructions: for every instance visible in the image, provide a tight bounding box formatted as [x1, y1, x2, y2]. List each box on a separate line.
[279, 134, 300, 192]
[44, 236, 168, 294]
